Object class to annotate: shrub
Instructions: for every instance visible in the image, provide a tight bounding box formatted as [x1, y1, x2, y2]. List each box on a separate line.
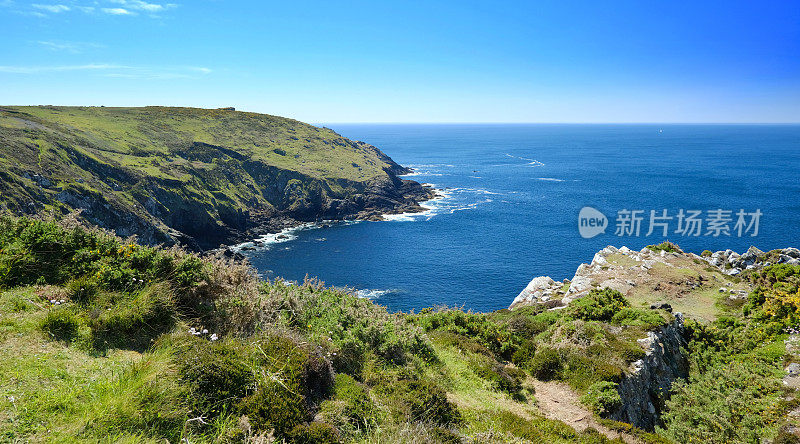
[259, 280, 434, 368]
[320, 374, 378, 435]
[177, 338, 255, 418]
[472, 356, 524, 395]
[238, 333, 334, 439]
[662, 359, 784, 444]
[395, 379, 461, 425]
[567, 288, 629, 322]
[580, 381, 622, 415]
[413, 308, 519, 360]
[40, 308, 80, 342]
[701, 250, 713, 257]
[511, 339, 536, 366]
[290, 421, 341, 444]
[66, 275, 100, 304]
[527, 346, 563, 381]
[610, 307, 666, 328]
[241, 379, 308, 439]
[646, 241, 682, 253]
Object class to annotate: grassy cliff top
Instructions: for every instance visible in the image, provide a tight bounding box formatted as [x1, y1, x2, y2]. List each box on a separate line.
[1, 105, 397, 182]
[0, 106, 422, 247]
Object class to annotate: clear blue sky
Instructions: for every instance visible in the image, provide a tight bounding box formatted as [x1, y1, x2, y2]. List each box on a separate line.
[1, 0, 798, 123]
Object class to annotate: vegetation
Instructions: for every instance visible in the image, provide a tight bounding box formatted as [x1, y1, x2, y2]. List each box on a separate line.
[659, 263, 800, 443]
[0, 216, 643, 443]
[0, 106, 418, 249]
[6, 214, 797, 443]
[645, 241, 682, 254]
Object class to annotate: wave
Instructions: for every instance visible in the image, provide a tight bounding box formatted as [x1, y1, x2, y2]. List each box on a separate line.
[504, 153, 545, 167]
[355, 288, 402, 299]
[535, 177, 564, 182]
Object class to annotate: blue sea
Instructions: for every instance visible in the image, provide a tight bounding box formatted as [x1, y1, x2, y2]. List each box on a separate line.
[243, 125, 800, 313]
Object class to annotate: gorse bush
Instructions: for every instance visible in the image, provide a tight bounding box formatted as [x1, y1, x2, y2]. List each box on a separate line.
[567, 288, 629, 322]
[580, 381, 622, 415]
[646, 241, 682, 254]
[662, 359, 784, 444]
[412, 308, 521, 360]
[320, 373, 379, 437]
[260, 280, 434, 371]
[176, 337, 255, 418]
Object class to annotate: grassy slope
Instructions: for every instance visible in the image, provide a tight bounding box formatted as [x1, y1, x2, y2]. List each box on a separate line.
[2, 217, 795, 443]
[0, 216, 656, 444]
[0, 106, 417, 248]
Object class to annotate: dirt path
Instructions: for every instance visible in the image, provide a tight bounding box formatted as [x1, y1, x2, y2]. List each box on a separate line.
[531, 379, 642, 444]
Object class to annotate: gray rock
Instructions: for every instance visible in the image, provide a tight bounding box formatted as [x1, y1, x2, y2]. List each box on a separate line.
[649, 301, 672, 312]
[609, 315, 688, 431]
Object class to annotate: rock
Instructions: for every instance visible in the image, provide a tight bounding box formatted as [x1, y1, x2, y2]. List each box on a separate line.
[649, 301, 672, 312]
[592, 253, 609, 266]
[610, 315, 688, 431]
[786, 248, 800, 259]
[510, 276, 556, 307]
[787, 363, 800, 377]
[719, 287, 727, 292]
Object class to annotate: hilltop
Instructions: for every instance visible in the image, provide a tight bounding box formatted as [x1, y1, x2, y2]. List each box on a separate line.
[0, 106, 433, 249]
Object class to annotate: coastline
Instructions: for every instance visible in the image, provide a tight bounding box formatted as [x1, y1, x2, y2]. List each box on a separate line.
[222, 175, 444, 256]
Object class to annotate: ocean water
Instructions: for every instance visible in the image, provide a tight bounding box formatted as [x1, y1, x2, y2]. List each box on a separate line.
[243, 125, 800, 313]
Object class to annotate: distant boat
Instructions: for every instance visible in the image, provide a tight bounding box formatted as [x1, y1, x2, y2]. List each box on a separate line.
[659, 129, 663, 133]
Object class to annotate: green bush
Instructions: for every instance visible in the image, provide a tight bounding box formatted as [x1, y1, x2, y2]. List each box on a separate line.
[472, 355, 524, 395]
[395, 379, 461, 425]
[580, 381, 622, 415]
[511, 339, 536, 366]
[646, 241, 682, 253]
[290, 421, 341, 444]
[527, 346, 564, 381]
[261, 281, 434, 370]
[40, 308, 80, 342]
[413, 308, 520, 360]
[177, 338, 255, 418]
[610, 308, 666, 328]
[241, 379, 308, 439]
[320, 374, 378, 436]
[66, 275, 99, 304]
[701, 250, 712, 257]
[238, 333, 334, 439]
[662, 359, 784, 444]
[567, 288, 629, 322]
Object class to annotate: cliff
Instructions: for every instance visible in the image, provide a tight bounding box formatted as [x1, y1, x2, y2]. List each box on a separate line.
[0, 106, 434, 250]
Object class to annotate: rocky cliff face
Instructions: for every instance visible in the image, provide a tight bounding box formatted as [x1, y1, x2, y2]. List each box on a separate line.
[0, 106, 435, 250]
[609, 314, 689, 430]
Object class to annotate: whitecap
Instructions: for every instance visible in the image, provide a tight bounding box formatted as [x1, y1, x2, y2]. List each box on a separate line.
[355, 288, 401, 299]
[535, 177, 564, 182]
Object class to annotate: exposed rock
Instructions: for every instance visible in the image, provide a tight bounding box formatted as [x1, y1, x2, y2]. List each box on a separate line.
[609, 314, 689, 430]
[510, 276, 558, 308]
[649, 301, 672, 312]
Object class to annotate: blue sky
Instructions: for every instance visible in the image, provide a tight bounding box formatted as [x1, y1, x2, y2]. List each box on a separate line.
[1, 0, 798, 123]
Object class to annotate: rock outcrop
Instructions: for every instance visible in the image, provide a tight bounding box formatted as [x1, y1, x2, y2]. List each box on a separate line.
[609, 314, 689, 430]
[702, 246, 800, 276]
